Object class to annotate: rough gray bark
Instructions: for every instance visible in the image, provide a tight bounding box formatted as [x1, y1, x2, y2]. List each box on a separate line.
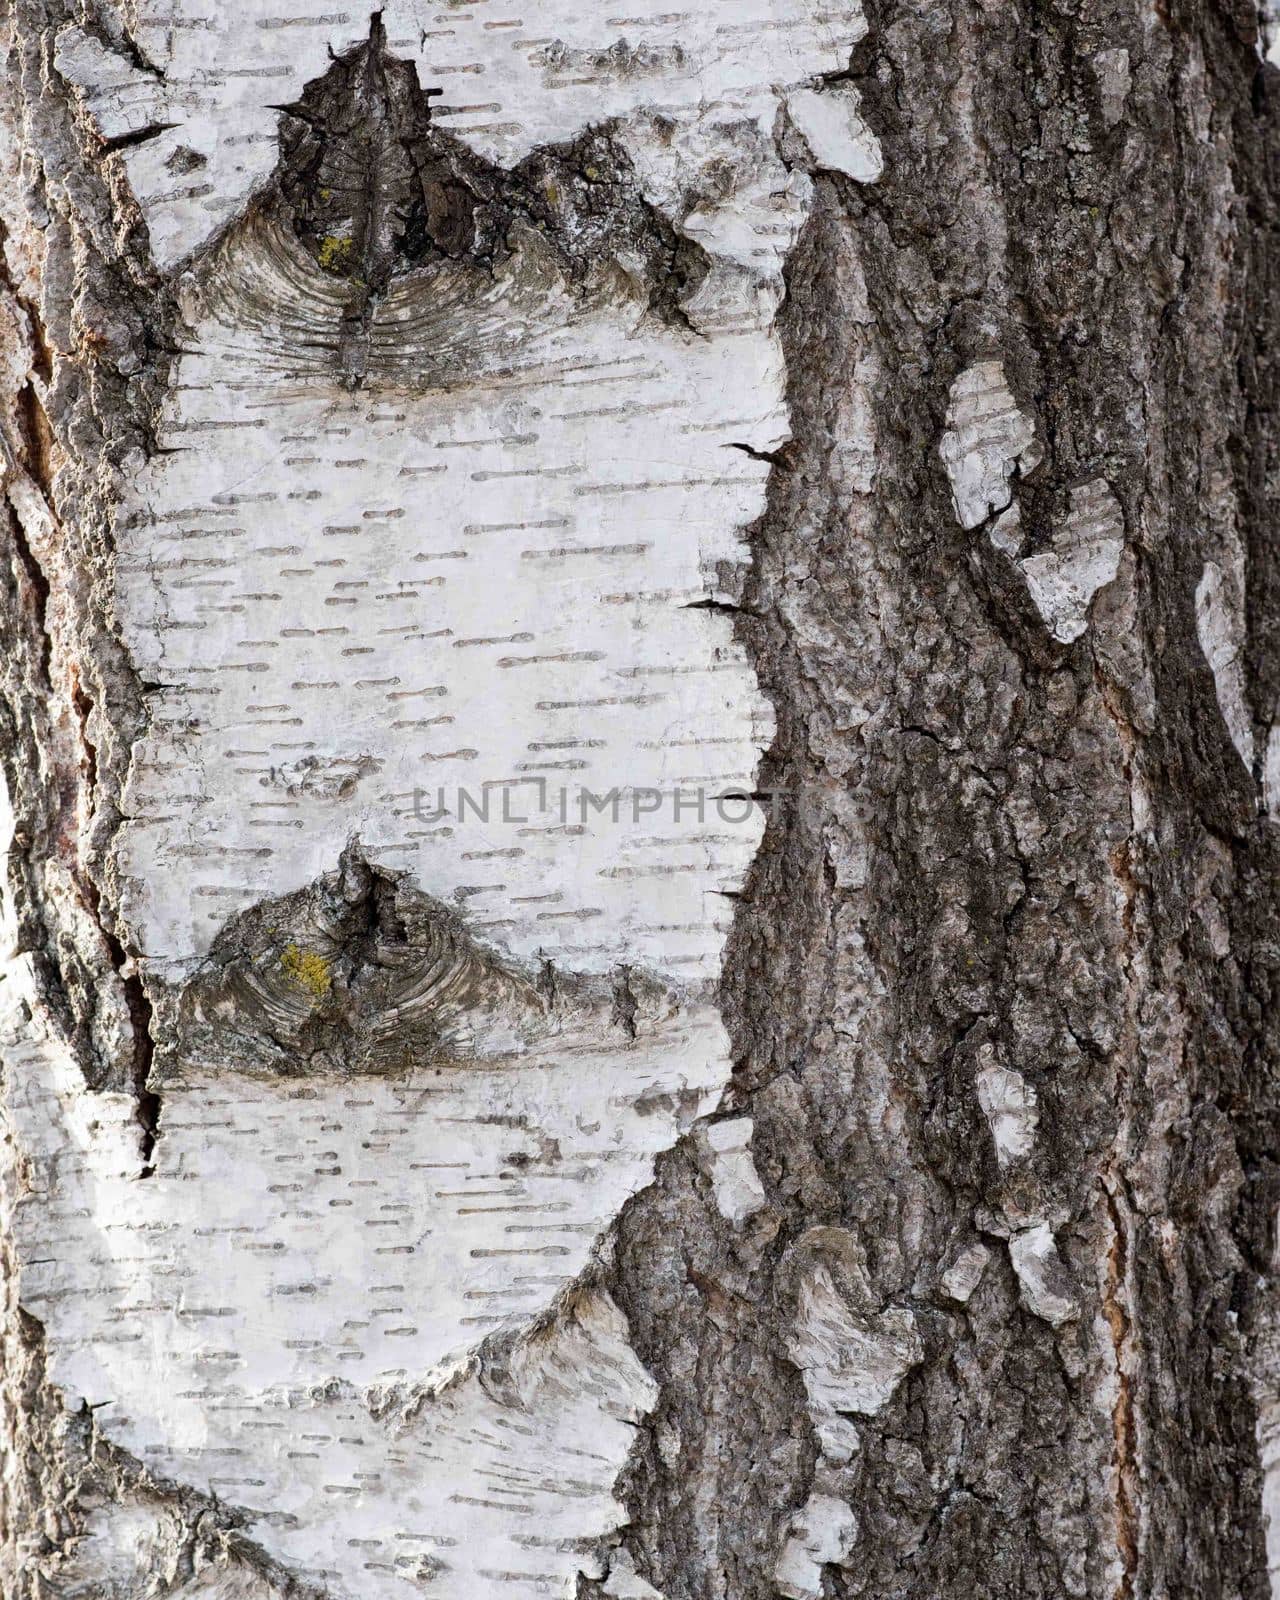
[1, 0, 1278, 1598]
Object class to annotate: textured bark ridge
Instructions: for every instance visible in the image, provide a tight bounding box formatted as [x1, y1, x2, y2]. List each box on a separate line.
[0, 0, 1278, 1598]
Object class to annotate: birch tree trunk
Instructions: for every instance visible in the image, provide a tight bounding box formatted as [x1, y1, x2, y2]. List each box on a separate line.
[1, 0, 1279, 1596]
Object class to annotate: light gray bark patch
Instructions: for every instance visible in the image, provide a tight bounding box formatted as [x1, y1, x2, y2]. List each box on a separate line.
[974, 1051, 1038, 1167]
[939, 361, 1040, 530]
[1195, 557, 1255, 770]
[1017, 478, 1125, 645]
[52, 27, 166, 147]
[1092, 48, 1132, 127]
[1266, 724, 1280, 818]
[1008, 1223, 1079, 1328]
[601, 1547, 668, 1598]
[785, 87, 883, 183]
[983, 478, 1125, 645]
[40, 1499, 300, 1600]
[940, 1241, 990, 1305]
[785, 1230, 923, 1464]
[773, 1492, 859, 1600]
[698, 1116, 768, 1225]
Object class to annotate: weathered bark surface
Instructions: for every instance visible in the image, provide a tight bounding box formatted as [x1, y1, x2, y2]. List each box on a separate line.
[0, 0, 1277, 1598]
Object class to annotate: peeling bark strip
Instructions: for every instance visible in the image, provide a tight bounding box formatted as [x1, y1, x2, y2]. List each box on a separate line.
[0, 0, 1278, 1598]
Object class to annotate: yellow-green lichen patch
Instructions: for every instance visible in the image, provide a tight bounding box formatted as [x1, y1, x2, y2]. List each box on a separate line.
[280, 943, 331, 998]
[316, 234, 355, 274]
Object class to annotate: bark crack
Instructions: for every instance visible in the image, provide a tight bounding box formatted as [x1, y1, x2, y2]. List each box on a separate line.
[1102, 1178, 1139, 1600]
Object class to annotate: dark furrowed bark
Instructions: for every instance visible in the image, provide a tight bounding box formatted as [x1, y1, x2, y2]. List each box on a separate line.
[604, 3, 1280, 1597]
